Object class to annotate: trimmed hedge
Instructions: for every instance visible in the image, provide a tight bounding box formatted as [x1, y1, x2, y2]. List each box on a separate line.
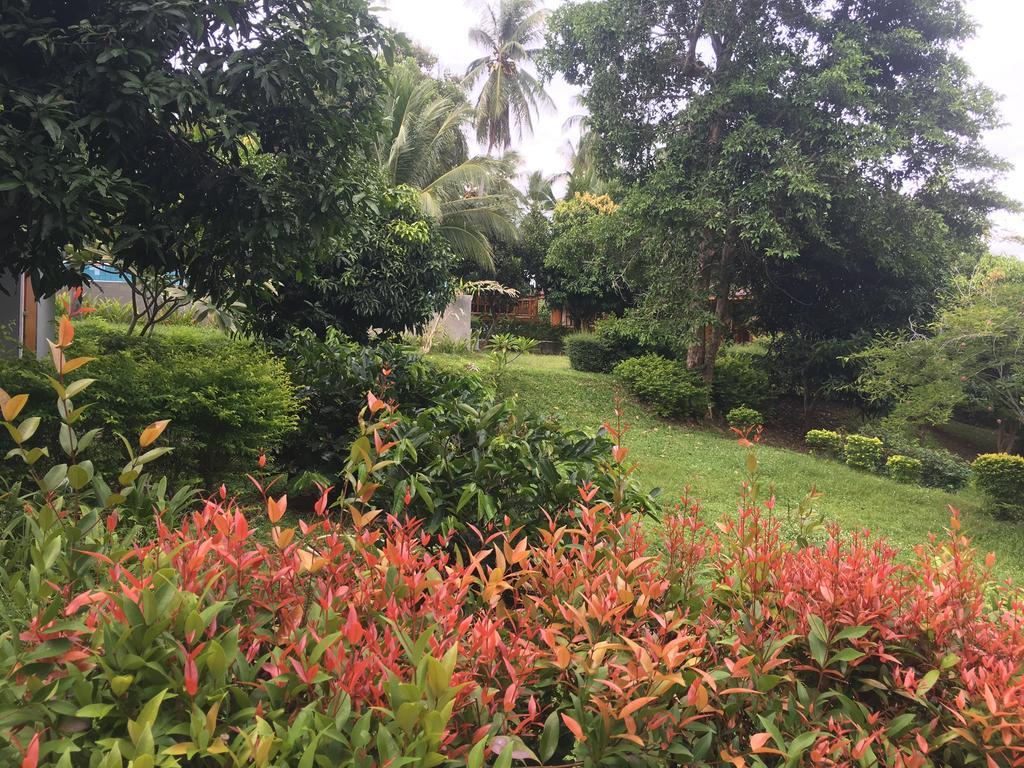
[886, 455, 924, 484]
[726, 406, 763, 431]
[844, 435, 885, 472]
[614, 354, 710, 419]
[973, 453, 1024, 518]
[805, 429, 843, 456]
[565, 333, 620, 373]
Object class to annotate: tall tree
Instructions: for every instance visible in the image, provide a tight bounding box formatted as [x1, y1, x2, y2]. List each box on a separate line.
[465, 0, 553, 152]
[379, 60, 520, 270]
[546, 0, 1009, 382]
[0, 0, 388, 301]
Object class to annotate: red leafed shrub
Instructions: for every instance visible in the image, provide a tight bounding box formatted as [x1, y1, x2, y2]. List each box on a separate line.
[2, 390, 1024, 766]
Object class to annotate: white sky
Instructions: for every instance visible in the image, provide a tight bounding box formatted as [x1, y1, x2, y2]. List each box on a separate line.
[378, 0, 1024, 257]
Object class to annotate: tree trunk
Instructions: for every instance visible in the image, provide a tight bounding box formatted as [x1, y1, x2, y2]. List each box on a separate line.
[702, 241, 735, 385]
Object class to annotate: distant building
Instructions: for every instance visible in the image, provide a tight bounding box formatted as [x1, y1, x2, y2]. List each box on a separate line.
[0, 272, 55, 359]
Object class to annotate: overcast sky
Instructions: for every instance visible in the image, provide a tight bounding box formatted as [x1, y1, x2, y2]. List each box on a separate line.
[378, 0, 1024, 257]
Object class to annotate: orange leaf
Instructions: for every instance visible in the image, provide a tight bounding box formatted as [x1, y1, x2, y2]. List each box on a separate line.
[719, 749, 746, 768]
[140, 419, 170, 448]
[750, 733, 773, 752]
[267, 495, 288, 523]
[618, 696, 657, 720]
[367, 391, 385, 415]
[1, 393, 28, 423]
[57, 316, 74, 348]
[61, 356, 95, 374]
[272, 526, 294, 549]
[561, 713, 586, 742]
[21, 732, 40, 768]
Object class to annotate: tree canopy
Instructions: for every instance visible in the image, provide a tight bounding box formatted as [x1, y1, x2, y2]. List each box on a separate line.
[856, 256, 1024, 453]
[1, 0, 388, 300]
[545, 0, 1009, 379]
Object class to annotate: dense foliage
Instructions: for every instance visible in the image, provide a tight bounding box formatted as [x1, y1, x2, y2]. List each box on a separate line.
[544, 194, 632, 324]
[275, 328, 652, 531]
[614, 355, 709, 420]
[843, 435, 886, 473]
[856, 258, 1024, 452]
[972, 453, 1024, 520]
[565, 333, 620, 373]
[726, 406, 763, 432]
[805, 429, 844, 457]
[243, 178, 456, 341]
[1, 0, 388, 301]
[545, 0, 1007, 381]
[273, 329, 480, 488]
[886, 455, 924, 485]
[0, 320, 298, 486]
[2, 394, 1023, 765]
[711, 353, 771, 413]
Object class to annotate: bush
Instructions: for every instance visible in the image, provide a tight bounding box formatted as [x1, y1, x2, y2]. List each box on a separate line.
[726, 405, 763, 431]
[805, 428, 844, 456]
[355, 392, 655, 533]
[275, 328, 482, 486]
[858, 423, 972, 491]
[487, 317, 571, 345]
[3, 438, 1023, 765]
[591, 313, 679, 359]
[886, 454, 924, 484]
[909, 445, 972, 491]
[973, 453, 1024, 518]
[565, 333, 621, 372]
[614, 354, 710, 419]
[844, 434, 885, 471]
[712, 352, 771, 412]
[276, 328, 654, 529]
[0, 319, 298, 485]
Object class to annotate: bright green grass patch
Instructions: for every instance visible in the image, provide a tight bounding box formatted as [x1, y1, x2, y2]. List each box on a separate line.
[432, 352, 1024, 583]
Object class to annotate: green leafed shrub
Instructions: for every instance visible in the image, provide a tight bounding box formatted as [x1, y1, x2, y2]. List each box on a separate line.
[805, 429, 844, 456]
[565, 333, 620, 372]
[2, 319, 299, 486]
[712, 352, 771, 412]
[909, 445, 972, 491]
[844, 434, 885, 472]
[726, 406, 763, 431]
[591, 313, 679, 359]
[858, 423, 972, 490]
[973, 453, 1024, 518]
[886, 454, 924, 484]
[275, 328, 483, 488]
[614, 354, 710, 419]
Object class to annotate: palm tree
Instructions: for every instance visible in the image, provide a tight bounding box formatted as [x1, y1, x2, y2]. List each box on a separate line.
[464, 0, 553, 152]
[525, 170, 558, 210]
[379, 61, 520, 270]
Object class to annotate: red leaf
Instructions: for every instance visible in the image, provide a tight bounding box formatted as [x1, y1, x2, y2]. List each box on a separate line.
[561, 713, 586, 742]
[21, 733, 39, 768]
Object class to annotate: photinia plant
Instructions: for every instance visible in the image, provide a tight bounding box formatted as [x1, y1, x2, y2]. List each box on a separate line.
[0, 345, 1022, 766]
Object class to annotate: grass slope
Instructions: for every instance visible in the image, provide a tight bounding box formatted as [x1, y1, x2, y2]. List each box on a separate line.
[435, 353, 1024, 582]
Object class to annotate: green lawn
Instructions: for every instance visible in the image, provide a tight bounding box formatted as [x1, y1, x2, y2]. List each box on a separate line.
[434, 352, 1024, 583]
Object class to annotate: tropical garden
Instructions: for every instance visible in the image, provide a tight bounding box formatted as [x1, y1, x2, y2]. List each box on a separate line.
[1, 0, 1024, 766]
